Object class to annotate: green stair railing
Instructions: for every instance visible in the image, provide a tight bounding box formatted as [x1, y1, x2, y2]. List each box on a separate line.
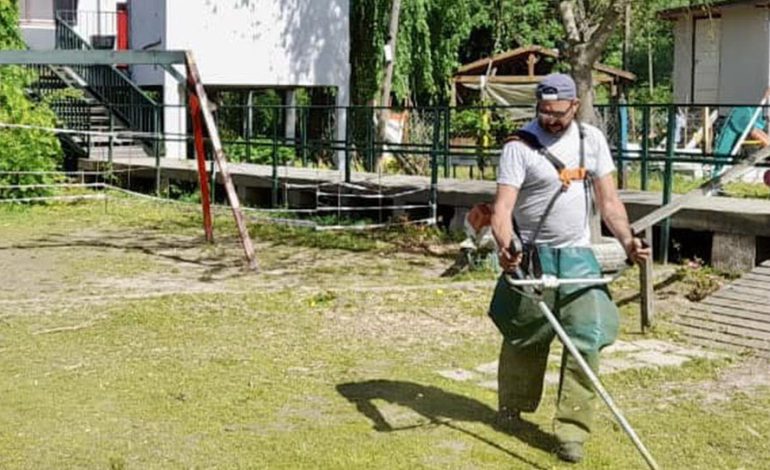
[54, 12, 160, 151]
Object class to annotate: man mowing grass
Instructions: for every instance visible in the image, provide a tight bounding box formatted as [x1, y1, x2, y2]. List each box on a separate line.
[487, 73, 650, 463]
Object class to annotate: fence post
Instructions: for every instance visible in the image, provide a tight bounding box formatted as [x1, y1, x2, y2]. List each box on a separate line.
[209, 158, 217, 203]
[430, 108, 440, 223]
[617, 101, 628, 189]
[154, 105, 161, 197]
[641, 106, 650, 191]
[660, 104, 676, 264]
[300, 107, 308, 167]
[271, 106, 279, 208]
[246, 95, 253, 162]
[443, 106, 451, 178]
[640, 226, 655, 331]
[107, 111, 114, 180]
[368, 107, 375, 171]
[344, 107, 352, 183]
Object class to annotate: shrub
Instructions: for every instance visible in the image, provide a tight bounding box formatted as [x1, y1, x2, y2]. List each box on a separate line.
[0, 3, 62, 199]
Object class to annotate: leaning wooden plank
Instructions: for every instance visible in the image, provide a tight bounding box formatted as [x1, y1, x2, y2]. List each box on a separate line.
[752, 262, 770, 276]
[185, 51, 258, 271]
[731, 278, 770, 290]
[682, 307, 770, 334]
[717, 284, 770, 300]
[676, 328, 770, 356]
[693, 304, 770, 324]
[674, 315, 770, 342]
[677, 325, 770, 356]
[630, 144, 770, 234]
[708, 291, 770, 308]
[188, 87, 214, 242]
[702, 297, 770, 315]
[741, 272, 770, 283]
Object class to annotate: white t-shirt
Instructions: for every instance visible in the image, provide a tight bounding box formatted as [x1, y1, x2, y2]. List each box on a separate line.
[497, 120, 615, 248]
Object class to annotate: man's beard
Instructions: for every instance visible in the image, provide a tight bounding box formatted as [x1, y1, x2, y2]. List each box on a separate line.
[539, 119, 569, 136]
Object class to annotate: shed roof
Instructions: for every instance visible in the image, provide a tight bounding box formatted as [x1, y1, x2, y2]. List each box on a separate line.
[455, 45, 635, 82]
[658, 0, 770, 20]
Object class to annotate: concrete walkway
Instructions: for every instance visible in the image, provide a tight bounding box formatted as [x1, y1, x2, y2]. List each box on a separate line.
[437, 339, 723, 390]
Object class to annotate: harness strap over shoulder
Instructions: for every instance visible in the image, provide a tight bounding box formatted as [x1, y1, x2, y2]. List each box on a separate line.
[505, 123, 592, 250]
[507, 128, 587, 189]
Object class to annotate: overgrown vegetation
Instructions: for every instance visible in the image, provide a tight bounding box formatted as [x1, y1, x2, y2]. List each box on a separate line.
[673, 259, 740, 302]
[0, 2, 61, 199]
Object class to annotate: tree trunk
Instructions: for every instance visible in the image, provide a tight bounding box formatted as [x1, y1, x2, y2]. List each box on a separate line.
[571, 52, 598, 124]
[555, 0, 631, 242]
[377, 0, 402, 145]
[556, 0, 631, 125]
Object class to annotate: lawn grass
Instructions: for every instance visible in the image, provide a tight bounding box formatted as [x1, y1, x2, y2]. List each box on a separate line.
[621, 168, 770, 198]
[0, 197, 768, 469]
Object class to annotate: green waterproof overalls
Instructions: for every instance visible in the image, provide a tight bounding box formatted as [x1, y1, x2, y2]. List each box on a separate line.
[488, 126, 620, 445]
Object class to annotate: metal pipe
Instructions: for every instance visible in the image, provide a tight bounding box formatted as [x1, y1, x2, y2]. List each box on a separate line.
[504, 276, 613, 287]
[533, 299, 660, 470]
[344, 107, 352, 183]
[429, 108, 440, 223]
[271, 106, 279, 207]
[641, 107, 650, 191]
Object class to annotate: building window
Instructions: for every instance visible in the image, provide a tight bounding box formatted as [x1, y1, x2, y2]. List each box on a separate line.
[54, 0, 78, 23]
[19, 0, 54, 21]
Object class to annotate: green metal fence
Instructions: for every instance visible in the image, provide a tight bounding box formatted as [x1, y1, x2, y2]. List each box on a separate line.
[18, 72, 770, 255]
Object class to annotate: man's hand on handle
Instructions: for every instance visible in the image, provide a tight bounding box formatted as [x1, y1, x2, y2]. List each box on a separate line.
[624, 237, 652, 265]
[498, 246, 524, 273]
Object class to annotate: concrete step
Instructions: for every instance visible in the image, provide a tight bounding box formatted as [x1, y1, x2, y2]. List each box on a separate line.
[87, 145, 151, 159]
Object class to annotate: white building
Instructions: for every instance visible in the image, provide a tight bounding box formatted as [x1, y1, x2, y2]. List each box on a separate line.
[18, 0, 351, 161]
[661, 0, 770, 105]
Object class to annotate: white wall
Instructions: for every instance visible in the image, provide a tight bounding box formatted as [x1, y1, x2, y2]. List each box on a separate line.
[129, 0, 167, 86]
[20, 22, 55, 50]
[693, 18, 721, 103]
[718, 5, 770, 105]
[164, 0, 349, 93]
[73, 0, 118, 41]
[672, 17, 693, 103]
[161, 0, 350, 163]
[18, 0, 54, 50]
[671, 16, 722, 103]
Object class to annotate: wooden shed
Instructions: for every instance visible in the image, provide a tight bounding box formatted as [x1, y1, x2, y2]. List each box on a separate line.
[452, 45, 636, 107]
[659, 0, 770, 105]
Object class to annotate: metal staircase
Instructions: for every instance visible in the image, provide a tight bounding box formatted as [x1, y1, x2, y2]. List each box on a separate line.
[27, 11, 162, 160]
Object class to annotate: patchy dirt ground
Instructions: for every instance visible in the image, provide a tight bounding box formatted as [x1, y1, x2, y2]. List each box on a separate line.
[2, 200, 770, 469]
[3, 201, 769, 396]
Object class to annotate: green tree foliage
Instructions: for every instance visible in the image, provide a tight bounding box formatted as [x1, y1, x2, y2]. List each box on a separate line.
[460, 0, 562, 61]
[350, 0, 391, 106]
[598, 0, 680, 103]
[351, 0, 563, 106]
[352, 0, 478, 105]
[0, 1, 62, 198]
[351, 0, 697, 107]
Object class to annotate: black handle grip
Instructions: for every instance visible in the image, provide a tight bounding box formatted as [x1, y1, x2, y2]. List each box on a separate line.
[506, 239, 527, 278]
[624, 237, 650, 266]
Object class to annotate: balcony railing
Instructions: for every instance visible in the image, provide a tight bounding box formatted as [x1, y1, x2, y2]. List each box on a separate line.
[55, 10, 119, 49]
[54, 11, 159, 151]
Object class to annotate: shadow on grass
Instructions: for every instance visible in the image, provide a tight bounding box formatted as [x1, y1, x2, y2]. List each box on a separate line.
[0, 231, 245, 281]
[337, 380, 555, 469]
[616, 271, 683, 307]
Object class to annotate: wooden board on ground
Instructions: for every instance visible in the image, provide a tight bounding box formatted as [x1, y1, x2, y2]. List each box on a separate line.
[680, 260, 770, 356]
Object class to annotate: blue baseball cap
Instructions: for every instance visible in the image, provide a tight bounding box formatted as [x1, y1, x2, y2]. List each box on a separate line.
[536, 73, 577, 101]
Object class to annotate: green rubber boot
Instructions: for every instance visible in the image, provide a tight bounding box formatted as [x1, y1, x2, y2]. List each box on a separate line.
[556, 441, 584, 463]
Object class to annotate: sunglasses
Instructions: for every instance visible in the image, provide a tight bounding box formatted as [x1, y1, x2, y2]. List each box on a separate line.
[537, 103, 575, 119]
